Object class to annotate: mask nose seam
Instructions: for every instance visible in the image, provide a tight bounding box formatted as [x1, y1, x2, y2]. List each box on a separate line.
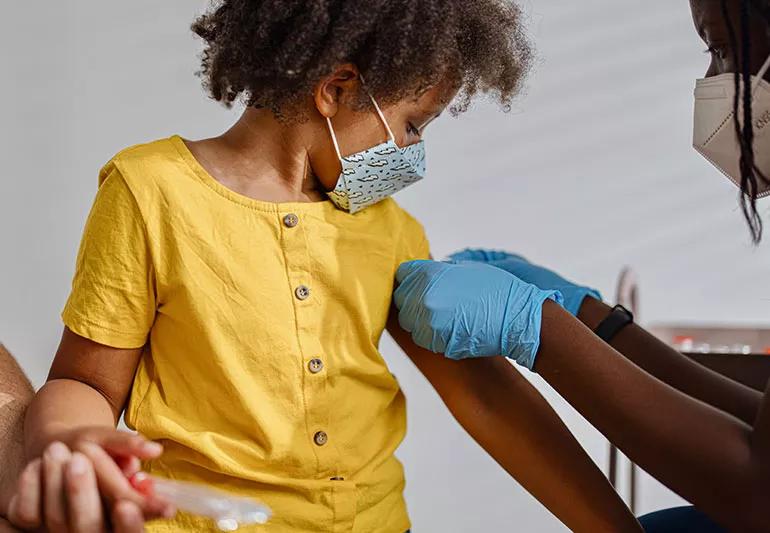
[701, 111, 735, 146]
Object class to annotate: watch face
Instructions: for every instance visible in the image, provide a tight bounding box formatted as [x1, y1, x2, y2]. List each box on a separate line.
[595, 305, 634, 342]
[613, 304, 633, 318]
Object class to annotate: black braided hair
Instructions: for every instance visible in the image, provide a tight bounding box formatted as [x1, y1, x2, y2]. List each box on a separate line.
[191, 0, 532, 121]
[722, 0, 770, 243]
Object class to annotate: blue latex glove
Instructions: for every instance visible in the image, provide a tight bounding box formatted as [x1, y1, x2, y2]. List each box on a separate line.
[394, 260, 563, 369]
[449, 249, 601, 316]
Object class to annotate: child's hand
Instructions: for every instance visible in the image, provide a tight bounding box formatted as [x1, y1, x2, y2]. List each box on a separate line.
[9, 431, 175, 531]
[58, 427, 173, 514]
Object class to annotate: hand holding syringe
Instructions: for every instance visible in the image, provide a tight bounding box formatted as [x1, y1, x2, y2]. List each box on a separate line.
[130, 472, 272, 531]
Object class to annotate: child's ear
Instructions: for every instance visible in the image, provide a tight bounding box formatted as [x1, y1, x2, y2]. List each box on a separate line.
[313, 63, 361, 119]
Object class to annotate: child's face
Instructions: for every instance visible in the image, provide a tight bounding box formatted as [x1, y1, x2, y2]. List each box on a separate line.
[309, 76, 454, 193]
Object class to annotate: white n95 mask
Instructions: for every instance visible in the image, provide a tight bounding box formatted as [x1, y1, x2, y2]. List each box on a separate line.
[325, 94, 426, 214]
[693, 53, 770, 198]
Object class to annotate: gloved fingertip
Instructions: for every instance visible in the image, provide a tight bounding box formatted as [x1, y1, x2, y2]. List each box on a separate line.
[392, 282, 408, 310]
[396, 309, 413, 333]
[499, 252, 529, 263]
[395, 260, 424, 283]
[450, 248, 507, 262]
[548, 289, 565, 307]
[447, 249, 479, 262]
[448, 248, 533, 265]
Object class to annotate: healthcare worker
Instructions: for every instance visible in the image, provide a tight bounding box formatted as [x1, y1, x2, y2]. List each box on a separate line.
[395, 0, 770, 531]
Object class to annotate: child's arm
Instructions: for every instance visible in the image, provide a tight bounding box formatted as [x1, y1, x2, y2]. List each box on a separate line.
[24, 327, 168, 517]
[387, 313, 640, 533]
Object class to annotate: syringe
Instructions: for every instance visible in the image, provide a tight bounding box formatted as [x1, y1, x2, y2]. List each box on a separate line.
[130, 472, 272, 531]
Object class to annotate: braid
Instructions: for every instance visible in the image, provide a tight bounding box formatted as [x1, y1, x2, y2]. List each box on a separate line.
[723, 0, 770, 243]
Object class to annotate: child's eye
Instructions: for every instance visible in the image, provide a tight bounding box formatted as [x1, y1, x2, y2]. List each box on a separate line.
[406, 122, 420, 136]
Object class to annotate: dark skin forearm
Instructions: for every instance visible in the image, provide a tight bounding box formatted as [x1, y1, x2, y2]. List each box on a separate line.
[577, 297, 762, 425]
[25, 328, 139, 460]
[388, 316, 641, 533]
[0, 344, 34, 517]
[537, 301, 770, 532]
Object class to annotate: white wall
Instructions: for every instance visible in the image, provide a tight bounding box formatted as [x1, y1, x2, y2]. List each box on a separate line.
[1, 1, 766, 531]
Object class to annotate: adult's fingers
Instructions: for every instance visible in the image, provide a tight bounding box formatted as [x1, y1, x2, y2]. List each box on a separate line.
[111, 501, 144, 533]
[448, 249, 526, 263]
[42, 441, 72, 533]
[395, 260, 433, 285]
[64, 452, 104, 533]
[6, 459, 42, 530]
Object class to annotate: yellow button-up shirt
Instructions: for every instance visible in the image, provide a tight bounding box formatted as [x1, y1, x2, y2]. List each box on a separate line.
[62, 136, 430, 532]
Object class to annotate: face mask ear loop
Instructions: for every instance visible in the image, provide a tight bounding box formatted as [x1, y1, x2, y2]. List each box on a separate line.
[367, 94, 396, 142]
[752, 53, 770, 94]
[326, 117, 344, 160]
[358, 74, 396, 143]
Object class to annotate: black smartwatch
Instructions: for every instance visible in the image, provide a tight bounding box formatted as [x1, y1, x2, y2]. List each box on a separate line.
[594, 304, 634, 343]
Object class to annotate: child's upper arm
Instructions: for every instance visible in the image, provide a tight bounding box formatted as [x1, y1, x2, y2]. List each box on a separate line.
[386, 308, 510, 407]
[53, 166, 156, 418]
[49, 327, 143, 420]
[62, 167, 156, 351]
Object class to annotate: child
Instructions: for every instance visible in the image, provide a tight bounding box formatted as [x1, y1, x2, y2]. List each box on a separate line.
[22, 1, 640, 531]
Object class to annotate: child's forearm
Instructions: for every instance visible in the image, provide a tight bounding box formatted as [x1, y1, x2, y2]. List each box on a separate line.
[436, 358, 638, 532]
[25, 379, 117, 459]
[388, 320, 640, 532]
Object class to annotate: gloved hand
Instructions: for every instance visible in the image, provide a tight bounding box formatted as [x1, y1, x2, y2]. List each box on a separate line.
[394, 260, 563, 369]
[449, 249, 601, 316]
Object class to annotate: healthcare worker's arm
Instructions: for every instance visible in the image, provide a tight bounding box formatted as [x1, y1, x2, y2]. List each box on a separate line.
[395, 260, 767, 531]
[577, 296, 762, 425]
[386, 315, 642, 533]
[536, 301, 769, 532]
[450, 250, 763, 425]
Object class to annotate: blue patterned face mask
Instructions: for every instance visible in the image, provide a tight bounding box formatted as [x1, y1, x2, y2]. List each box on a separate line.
[325, 94, 426, 214]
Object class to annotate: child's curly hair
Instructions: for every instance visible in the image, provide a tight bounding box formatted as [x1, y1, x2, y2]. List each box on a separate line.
[192, 0, 532, 118]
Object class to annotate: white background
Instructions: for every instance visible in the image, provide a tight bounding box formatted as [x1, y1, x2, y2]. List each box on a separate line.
[2, 1, 768, 531]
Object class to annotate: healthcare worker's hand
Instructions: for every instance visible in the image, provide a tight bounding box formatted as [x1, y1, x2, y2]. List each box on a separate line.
[394, 260, 563, 369]
[449, 249, 601, 316]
